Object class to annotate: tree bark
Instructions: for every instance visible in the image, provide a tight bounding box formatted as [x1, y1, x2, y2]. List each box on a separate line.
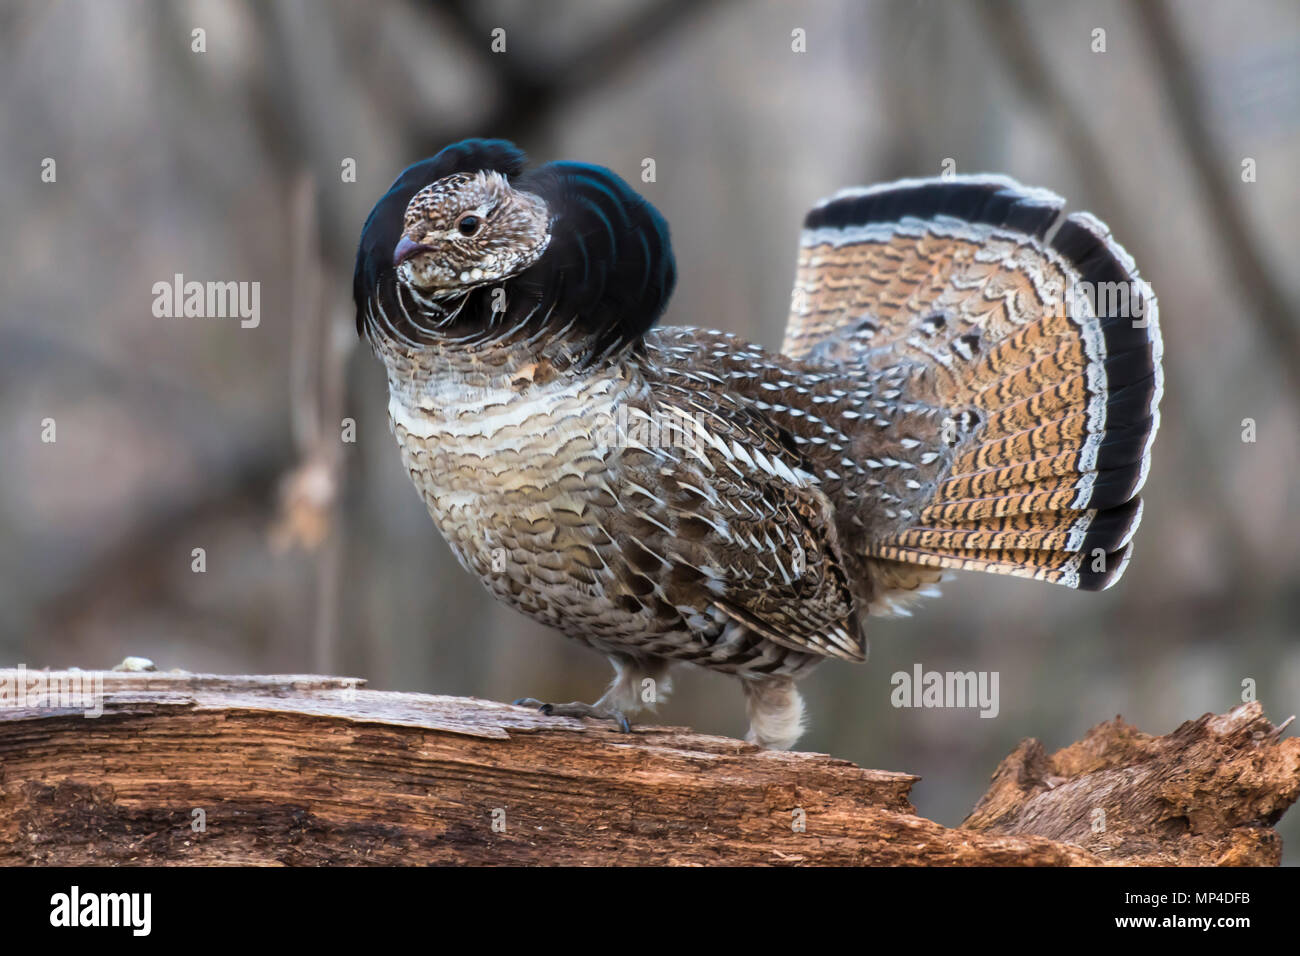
[0, 669, 1294, 865]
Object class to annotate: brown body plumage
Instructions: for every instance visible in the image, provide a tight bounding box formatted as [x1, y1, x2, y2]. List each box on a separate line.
[355, 143, 1162, 749]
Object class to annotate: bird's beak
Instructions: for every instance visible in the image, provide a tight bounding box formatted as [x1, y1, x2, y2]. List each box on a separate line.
[393, 235, 433, 266]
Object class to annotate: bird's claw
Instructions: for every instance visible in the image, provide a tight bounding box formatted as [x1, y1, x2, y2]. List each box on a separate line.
[512, 697, 631, 733]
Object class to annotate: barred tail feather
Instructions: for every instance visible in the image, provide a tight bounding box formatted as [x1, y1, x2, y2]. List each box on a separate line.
[785, 175, 1162, 592]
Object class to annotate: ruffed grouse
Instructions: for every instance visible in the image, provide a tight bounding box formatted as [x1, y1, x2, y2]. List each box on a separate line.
[353, 139, 1162, 750]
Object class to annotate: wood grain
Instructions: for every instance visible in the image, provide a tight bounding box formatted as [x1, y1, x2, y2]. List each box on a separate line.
[0, 670, 1293, 866]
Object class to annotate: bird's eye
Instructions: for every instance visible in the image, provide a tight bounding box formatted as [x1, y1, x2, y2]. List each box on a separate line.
[456, 214, 481, 237]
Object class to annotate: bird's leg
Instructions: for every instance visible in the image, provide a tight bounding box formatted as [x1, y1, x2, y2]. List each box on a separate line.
[741, 676, 806, 750]
[514, 655, 671, 734]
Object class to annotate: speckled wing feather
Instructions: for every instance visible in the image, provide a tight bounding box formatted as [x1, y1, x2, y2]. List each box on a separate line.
[619, 336, 864, 662]
[782, 175, 1163, 592]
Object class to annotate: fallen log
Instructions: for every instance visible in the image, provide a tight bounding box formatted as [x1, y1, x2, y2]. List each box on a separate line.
[0, 669, 1294, 865]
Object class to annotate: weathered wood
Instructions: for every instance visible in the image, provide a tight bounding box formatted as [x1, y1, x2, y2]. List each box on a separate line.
[0, 669, 1294, 865]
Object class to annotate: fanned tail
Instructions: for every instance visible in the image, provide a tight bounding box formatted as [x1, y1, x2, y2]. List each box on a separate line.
[784, 175, 1162, 592]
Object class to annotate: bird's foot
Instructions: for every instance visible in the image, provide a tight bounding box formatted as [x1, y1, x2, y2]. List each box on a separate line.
[512, 698, 632, 734]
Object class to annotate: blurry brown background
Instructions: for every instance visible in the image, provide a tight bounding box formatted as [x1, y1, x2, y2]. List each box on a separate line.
[2, 0, 1297, 861]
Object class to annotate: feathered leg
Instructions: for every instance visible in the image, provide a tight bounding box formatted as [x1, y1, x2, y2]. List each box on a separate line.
[742, 676, 806, 750]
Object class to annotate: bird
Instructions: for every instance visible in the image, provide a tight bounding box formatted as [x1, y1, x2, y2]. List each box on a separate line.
[353, 138, 1163, 750]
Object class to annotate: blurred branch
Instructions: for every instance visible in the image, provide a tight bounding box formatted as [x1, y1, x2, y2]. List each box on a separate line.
[272, 174, 355, 673]
[287, 175, 326, 455]
[426, 0, 731, 147]
[1132, 0, 1300, 406]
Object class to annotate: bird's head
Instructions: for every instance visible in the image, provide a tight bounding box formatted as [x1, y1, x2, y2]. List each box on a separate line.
[354, 139, 676, 368]
[393, 166, 550, 298]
